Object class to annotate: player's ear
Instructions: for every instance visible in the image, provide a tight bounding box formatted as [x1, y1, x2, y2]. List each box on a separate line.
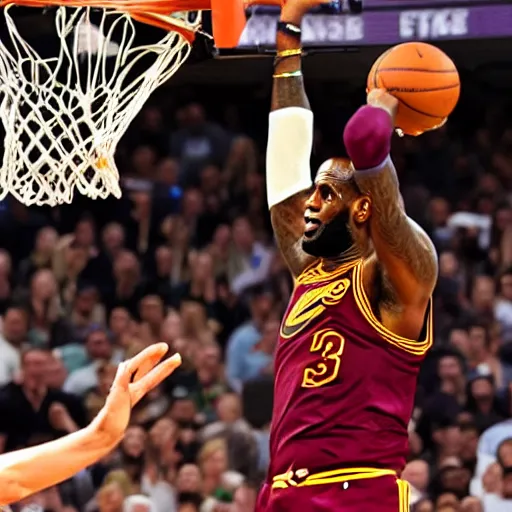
[351, 196, 371, 224]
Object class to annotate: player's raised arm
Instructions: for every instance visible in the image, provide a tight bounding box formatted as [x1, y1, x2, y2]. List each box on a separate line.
[343, 90, 438, 325]
[266, 1, 322, 277]
[0, 345, 181, 505]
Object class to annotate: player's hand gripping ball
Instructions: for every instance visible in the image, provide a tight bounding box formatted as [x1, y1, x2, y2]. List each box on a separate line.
[367, 42, 460, 136]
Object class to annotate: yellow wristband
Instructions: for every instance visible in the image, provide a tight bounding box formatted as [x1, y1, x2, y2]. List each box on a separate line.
[272, 70, 303, 79]
[276, 49, 302, 58]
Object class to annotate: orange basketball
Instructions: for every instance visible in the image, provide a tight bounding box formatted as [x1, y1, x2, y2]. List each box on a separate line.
[367, 42, 460, 136]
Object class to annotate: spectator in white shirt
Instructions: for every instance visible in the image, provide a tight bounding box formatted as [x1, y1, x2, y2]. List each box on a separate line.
[228, 216, 273, 297]
[0, 306, 30, 386]
[479, 437, 512, 512]
[495, 266, 512, 344]
[471, 420, 512, 499]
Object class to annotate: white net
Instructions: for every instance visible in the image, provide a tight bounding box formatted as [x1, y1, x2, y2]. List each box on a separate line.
[0, 5, 200, 206]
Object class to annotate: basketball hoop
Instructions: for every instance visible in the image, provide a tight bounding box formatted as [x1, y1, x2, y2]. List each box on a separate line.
[0, 0, 259, 205]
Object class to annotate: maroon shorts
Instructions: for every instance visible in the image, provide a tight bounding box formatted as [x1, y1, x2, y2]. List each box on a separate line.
[255, 475, 410, 512]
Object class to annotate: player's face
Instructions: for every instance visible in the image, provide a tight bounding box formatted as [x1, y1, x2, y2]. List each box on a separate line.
[302, 176, 354, 258]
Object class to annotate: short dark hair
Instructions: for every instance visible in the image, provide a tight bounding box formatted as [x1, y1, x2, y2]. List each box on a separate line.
[84, 326, 111, 344]
[458, 420, 479, 434]
[231, 214, 251, 228]
[76, 213, 95, 226]
[437, 346, 466, 370]
[431, 415, 459, 432]
[448, 322, 469, 335]
[247, 283, 273, 302]
[20, 347, 50, 364]
[497, 265, 512, 292]
[75, 280, 98, 295]
[4, 305, 29, 321]
[467, 320, 491, 347]
[177, 492, 203, 508]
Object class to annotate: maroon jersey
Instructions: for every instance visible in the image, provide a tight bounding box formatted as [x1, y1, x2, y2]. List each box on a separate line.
[269, 259, 432, 477]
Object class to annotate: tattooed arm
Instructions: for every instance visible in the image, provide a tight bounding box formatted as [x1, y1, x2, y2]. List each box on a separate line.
[344, 91, 437, 338]
[266, 3, 316, 277]
[355, 160, 438, 304]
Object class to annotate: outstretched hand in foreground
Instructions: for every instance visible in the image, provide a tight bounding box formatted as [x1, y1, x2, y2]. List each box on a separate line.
[0, 343, 181, 506]
[93, 343, 181, 442]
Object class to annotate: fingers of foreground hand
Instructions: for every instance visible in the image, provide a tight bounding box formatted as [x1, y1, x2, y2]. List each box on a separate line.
[132, 346, 168, 384]
[111, 361, 131, 391]
[130, 353, 182, 405]
[127, 343, 169, 382]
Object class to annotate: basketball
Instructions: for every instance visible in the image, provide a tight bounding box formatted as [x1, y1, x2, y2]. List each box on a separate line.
[367, 42, 460, 136]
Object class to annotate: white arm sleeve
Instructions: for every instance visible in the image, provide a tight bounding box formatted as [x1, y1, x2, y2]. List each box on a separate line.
[266, 107, 314, 209]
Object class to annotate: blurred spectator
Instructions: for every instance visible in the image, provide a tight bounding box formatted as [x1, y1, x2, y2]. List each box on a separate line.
[496, 266, 512, 343]
[63, 328, 123, 396]
[228, 217, 273, 296]
[124, 495, 155, 512]
[82, 222, 127, 297]
[138, 294, 166, 346]
[0, 76, 511, 512]
[226, 285, 273, 393]
[17, 226, 58, 287]
[0, 348, 86, 452]
[197, 438, 229, 497]
[147, 246, 175, 302]
[226, 318, 278, 391]
[0, 251, 12, 313]
[170, 104, 231, 187]
[84, 362, 118, 422]
[16, 268, 73, 347]
[69, 284, 107, 343]
[231, 481, 258, 512]
[402, 459, 430, 506]
[0, 306, 28, 385]
[106, 250, 146, 317]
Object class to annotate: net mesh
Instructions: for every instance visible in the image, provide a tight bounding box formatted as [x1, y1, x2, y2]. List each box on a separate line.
[0, 5, 200, 206]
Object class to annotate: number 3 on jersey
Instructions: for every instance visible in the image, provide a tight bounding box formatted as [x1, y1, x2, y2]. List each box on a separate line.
[302, 329, 345, 388]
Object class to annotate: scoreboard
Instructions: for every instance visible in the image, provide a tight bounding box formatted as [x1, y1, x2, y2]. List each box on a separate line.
[236, 0, 512, 49]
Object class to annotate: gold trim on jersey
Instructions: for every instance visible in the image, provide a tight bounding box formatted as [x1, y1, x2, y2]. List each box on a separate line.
[271, 466, 396, 489]
[352, 261, 433, 356]
[281, 279, 351, 338]
[296, 258, 362, 286]
[397, 479, 411, 512]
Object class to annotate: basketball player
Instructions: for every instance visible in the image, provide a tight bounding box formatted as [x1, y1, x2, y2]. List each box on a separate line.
[259, 1, 438, 511]
[0, 344, 180, 506]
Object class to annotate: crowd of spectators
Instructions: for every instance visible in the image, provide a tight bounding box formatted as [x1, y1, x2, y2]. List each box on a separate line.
[0, 76, 511, 512]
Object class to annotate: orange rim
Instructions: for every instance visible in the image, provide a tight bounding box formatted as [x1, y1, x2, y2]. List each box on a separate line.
[1, 0, 211, 37]
[1, 0, 283, 48]
[210, 0, 246, 49]
[211, 0, 282, 48]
